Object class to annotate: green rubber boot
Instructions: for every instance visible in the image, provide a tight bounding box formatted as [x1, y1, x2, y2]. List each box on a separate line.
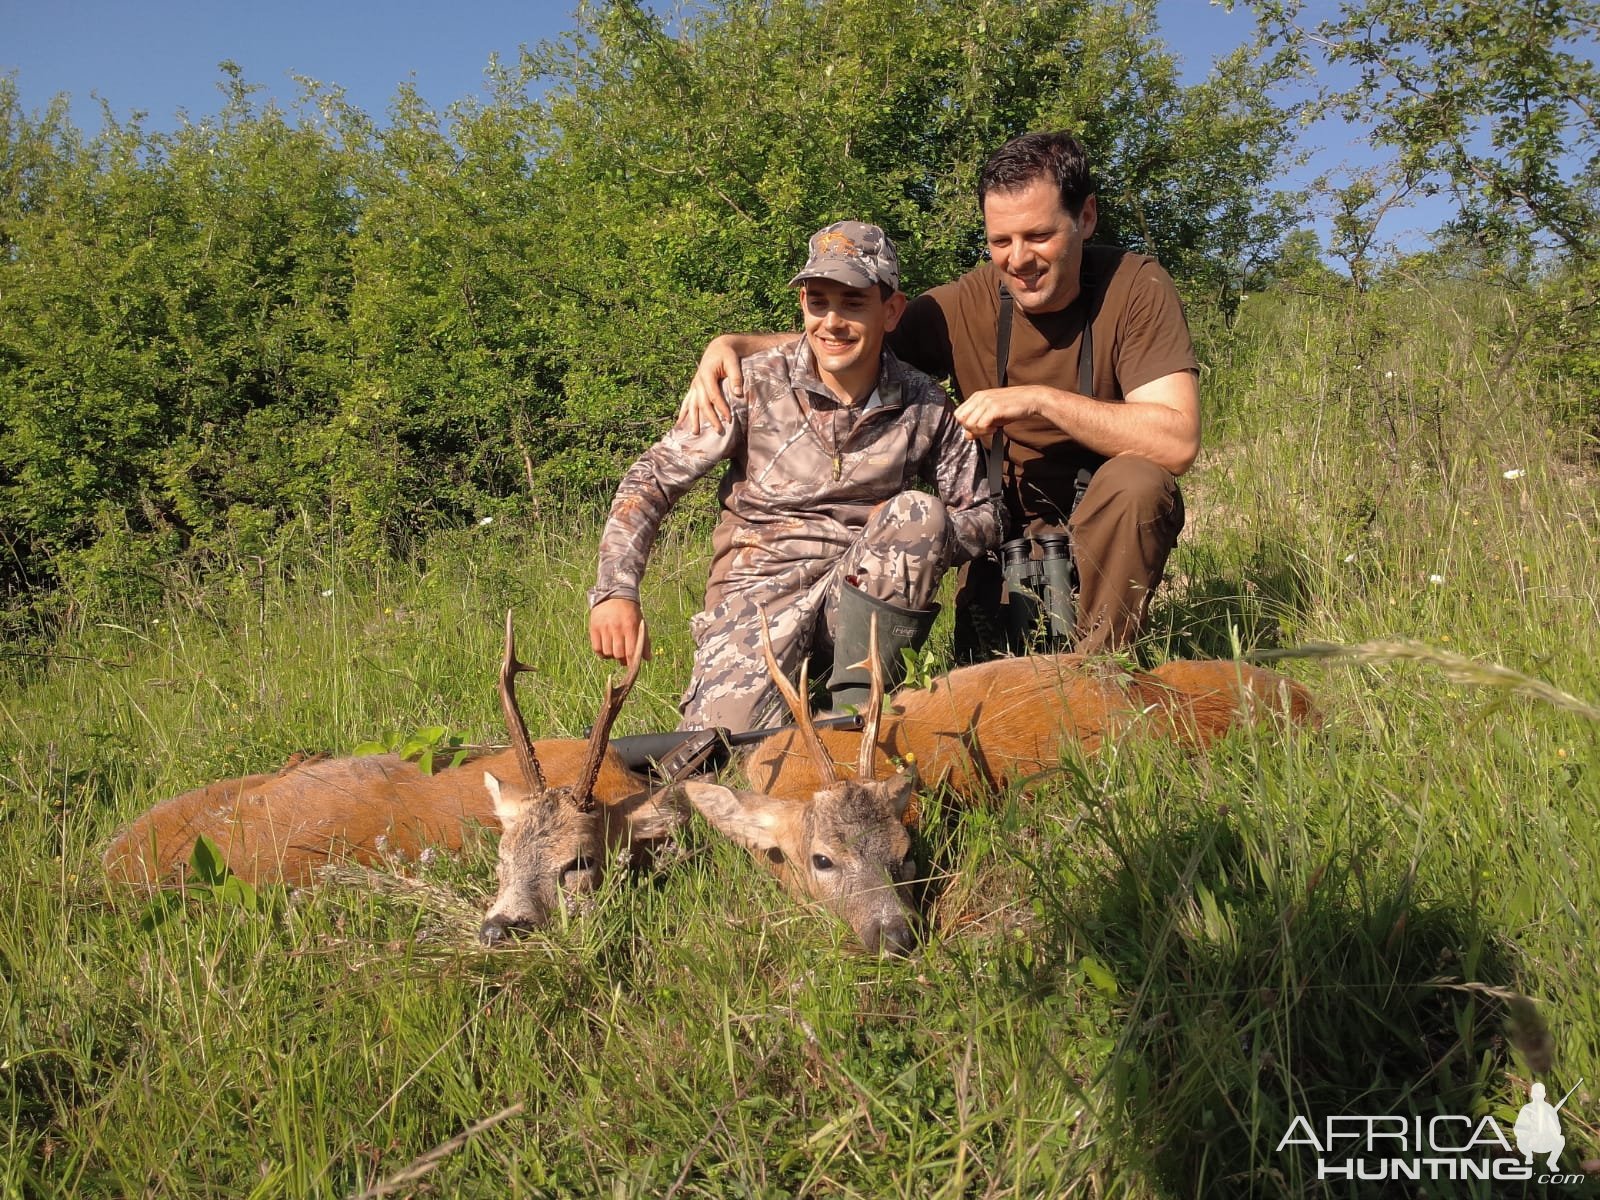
[826, 585, 940, 714]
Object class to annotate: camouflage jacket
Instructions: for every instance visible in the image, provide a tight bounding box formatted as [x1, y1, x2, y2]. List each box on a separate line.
[591, 340, 999, 612]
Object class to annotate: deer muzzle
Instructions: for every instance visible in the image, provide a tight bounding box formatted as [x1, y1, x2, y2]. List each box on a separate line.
[859, 911, 916, 957]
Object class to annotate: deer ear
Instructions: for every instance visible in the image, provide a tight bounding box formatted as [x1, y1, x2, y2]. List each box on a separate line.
[484, 772, 516, 822]
[884, 774, 915, 822]
[628, 786, 690, 841]
[679, 782, 798, 855]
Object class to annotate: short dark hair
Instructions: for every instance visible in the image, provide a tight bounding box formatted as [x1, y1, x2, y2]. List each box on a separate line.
[978, 131, 1095, 216]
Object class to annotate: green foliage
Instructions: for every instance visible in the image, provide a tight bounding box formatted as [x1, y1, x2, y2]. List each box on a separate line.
[1251, 227, 1345, 295]
[1, 6, 1303, 629]
[137, 834, 273, 931]
[0, 71, 363, 614]
[3, 277, 1600, 1191]
[526, 0, 1301, 320]
[1242, 0, 1600, 430]
[1289, 0, 1599, 262]
[351, 724, 471, 775]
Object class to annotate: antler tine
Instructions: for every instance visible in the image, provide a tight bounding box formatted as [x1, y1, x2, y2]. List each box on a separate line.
[856, 612, 885, 780]
[758, 605, 838, 786]
[572, 620, 649, 813]
[499, 609, 547, 793]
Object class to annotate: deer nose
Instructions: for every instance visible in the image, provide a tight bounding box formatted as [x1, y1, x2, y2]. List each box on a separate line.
[478, 914, 538, 947]
[862, 914, 916, 957]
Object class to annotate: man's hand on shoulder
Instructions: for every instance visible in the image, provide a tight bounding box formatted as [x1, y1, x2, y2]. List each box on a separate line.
[676, 332, 796, 434]
[677, 336, 741, 436]
[590, 597, 651, 664]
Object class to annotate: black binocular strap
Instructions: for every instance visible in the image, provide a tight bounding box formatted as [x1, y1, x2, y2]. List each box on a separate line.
[987, 282, 1095, 500]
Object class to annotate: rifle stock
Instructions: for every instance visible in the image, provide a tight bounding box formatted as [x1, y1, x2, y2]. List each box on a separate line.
[607, 715, 865, 778]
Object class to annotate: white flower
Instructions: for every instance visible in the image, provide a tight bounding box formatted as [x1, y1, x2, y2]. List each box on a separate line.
[478, 516, 494, 526]
[1343, 553, 1357, 564]
[1428, 574, 1444, 585]
[1502, 468, 1525, 480]
[1384, 370, 1394, 379]
[320, 588, 334, 597]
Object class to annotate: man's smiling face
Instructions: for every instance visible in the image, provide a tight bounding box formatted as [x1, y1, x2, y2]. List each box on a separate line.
[799, 278, 904, 397]
[983, 177, 1098, 315]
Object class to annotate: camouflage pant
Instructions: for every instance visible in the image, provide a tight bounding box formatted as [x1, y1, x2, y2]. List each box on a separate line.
[678, 491, 951, 732]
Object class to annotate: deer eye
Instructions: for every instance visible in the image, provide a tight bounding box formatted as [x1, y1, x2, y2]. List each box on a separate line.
[811, 854, 835, 872]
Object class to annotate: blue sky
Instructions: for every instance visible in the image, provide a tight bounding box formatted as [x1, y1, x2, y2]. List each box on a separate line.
[2, 0, 1446, 253]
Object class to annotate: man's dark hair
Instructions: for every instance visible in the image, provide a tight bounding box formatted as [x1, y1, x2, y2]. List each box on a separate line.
[978, 131, 1095, 216]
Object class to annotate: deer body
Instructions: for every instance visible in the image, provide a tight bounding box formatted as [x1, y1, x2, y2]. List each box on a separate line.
[104, 645, 1314, 950]
[743, 653, 1316, 798]
[680, 649, 1318, 953]
[101, 739, 653, 889]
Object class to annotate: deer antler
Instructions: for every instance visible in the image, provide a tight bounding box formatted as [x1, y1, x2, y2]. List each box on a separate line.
[856, 612, 885, 780]
[571, 621, 648, 812]
[499, 609, 546, 794]
[758, 606, 839, 787]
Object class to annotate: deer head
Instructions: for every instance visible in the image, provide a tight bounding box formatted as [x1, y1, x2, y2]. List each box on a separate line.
[479, 610, 651, 946]
[682, 611, 918, 955]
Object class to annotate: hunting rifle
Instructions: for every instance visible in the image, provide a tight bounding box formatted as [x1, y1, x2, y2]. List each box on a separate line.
[601, 715, 865, 780]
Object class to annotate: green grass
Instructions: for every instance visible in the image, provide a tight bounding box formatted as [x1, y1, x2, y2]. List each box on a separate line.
[4, 280, 1600, 1196]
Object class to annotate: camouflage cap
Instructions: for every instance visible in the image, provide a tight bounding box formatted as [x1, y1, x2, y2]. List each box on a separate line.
[789, 220, 900, 292]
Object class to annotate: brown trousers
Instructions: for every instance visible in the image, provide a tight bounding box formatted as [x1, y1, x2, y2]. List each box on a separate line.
[954, 454, 1183, 659]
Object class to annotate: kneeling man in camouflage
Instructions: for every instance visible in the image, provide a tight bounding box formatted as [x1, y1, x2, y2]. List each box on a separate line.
[588, 221, 1000, 731]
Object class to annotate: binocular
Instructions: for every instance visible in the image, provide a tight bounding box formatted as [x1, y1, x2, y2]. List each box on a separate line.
[1000, 532, 1076, 653]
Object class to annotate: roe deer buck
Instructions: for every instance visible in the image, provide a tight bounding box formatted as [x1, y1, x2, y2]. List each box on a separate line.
[477, 611, 694, 944]
[681, 613, 920, 955]
[103, 613, 695, 945]
[685, 641, 1318, 954]
[105, 612, 1314, 951]
[744, 653, 1317, 797]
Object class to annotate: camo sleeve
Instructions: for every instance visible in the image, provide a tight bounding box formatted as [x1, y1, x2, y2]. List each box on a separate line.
[923, 389, 1000, 563]
[590, 390, 746, 606]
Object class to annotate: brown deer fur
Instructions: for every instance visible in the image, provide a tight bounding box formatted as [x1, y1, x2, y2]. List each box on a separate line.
[103, 655, 1315, 890]
[102, 741, 648, 889]
[743, 655, 1317, 798]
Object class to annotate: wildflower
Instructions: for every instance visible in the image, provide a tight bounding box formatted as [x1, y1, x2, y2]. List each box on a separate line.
[1384, 370, 1394, 380]
[478, 516, 494, 526]
[1429, 574, 1444, 584]
[1343, 553, 1357, 564]
[1503, 468, 1525, 480]
[321, 588, 334, 598]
